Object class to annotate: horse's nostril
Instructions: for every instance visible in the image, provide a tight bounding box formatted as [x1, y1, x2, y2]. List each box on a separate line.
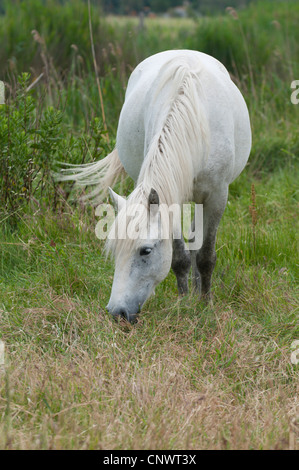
[118, 309, 127, 319]
[108, 305, 138, 324]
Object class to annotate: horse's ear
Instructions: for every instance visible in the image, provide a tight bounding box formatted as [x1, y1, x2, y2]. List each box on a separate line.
[108, 187, 126, 212]
[148, 188, 159, 207]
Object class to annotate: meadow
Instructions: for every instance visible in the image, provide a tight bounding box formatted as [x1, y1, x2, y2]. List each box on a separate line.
[0, 0, 298, 449]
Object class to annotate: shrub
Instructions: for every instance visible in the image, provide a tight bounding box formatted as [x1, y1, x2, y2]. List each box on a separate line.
[0, 73, 110, 218]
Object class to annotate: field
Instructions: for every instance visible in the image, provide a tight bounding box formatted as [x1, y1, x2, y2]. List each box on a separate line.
[0, 0, 298, 450]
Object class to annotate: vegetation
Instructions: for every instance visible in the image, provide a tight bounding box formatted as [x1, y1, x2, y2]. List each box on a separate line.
[0, 0, 255, 16]
[0, 0, 298, 450]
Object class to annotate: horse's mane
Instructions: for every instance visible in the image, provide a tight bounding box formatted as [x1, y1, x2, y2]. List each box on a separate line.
[107, 57, 210, 260]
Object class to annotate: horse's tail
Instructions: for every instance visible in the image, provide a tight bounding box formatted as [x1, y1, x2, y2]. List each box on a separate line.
[57, 148, 125, 203]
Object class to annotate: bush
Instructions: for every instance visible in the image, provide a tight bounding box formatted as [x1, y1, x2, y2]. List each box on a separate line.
[0, 73, 110, 218]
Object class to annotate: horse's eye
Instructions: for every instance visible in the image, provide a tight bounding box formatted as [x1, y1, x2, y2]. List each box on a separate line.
[140, 246, 152, 256]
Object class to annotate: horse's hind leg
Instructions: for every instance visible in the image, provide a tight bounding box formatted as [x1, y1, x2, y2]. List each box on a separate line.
[171, 236, 191, 296]
[194, 187, 228, 301]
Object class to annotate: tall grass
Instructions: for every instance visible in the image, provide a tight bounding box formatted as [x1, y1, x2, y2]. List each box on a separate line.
[2, 0, 298, 170]
[0, 164, 297, 449]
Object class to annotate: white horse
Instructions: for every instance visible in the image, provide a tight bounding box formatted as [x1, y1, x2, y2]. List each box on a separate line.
[60, 50, 251, 323]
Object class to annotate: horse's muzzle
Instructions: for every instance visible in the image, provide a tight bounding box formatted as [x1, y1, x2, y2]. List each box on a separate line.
[106, 304, 138, 324]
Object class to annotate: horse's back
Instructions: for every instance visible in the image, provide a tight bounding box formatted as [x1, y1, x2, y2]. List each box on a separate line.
[126, 50, 230, 93]
[116, 50, 251, 187]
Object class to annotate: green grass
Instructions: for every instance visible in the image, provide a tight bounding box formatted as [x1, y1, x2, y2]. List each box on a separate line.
[0, 0, 298, 450]
[0, 164, 298, 449]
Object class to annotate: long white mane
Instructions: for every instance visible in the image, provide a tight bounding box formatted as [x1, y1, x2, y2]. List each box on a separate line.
[107, 57, 210, 260]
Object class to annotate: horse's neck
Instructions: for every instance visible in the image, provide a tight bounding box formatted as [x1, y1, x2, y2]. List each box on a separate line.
[137, 144, 189, 208]
[138, 172, 182, 207]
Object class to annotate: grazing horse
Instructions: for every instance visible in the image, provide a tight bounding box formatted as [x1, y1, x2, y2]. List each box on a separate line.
[60, 50, 251, 323]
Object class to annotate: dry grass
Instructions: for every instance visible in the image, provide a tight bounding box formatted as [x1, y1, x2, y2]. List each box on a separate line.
[0, 281, 298, 449]
[0, 0, 298, 450]
[0, 165, 298, 449]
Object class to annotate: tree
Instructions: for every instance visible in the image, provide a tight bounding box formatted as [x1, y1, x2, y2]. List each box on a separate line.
[150, 0, 181, 14]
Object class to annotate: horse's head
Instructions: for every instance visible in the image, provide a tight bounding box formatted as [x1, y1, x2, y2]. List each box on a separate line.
[106, 187, 173, 323]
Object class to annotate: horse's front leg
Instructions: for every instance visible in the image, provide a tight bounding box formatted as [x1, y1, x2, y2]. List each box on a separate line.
[171, 236, 191, 296]
[190, 249, 201, 293]
[193, 187, 228, 301]
[189, 217, 201, 293]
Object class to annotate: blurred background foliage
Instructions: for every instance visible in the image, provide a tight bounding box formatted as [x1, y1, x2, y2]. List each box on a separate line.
[0, 0, 298, 216]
